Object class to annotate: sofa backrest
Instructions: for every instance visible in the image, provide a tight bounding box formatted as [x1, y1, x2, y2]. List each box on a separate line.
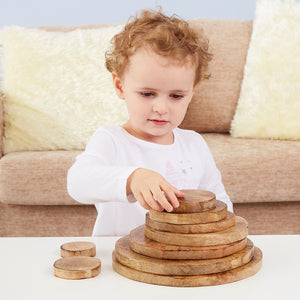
[182, 19, 252, 133]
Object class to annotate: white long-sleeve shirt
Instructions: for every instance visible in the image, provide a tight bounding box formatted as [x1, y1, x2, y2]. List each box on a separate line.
[67, 125, 233, 236]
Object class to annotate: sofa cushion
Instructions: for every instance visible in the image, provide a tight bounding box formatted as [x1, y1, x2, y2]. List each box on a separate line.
[0, 150, 81, 205]
[1, 24, 128, 154]
[181, 19, 252, 133]
[202, 133, 300, 204]
[230, 0, 300, 140]
[0, 136, 299, 206]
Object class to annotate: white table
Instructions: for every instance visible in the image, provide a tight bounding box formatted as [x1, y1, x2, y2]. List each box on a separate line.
[1, 235, 299, 300]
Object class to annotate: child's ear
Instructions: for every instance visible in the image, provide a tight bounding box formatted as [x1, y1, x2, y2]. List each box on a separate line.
[112, 72, 125, 100]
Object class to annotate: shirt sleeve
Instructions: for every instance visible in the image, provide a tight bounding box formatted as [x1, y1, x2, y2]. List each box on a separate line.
[197, 136, 233, 213]
[67, 128, 138, 204]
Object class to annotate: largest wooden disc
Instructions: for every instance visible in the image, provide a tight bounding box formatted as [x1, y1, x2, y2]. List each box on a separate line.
[130, 225, 247, 260]
[171, 189, 216, 213]
[112, 247, 262, 287]
[115, 235, 254, 276]
[146, 211, 235, 234]
[145, 216, 248, 247]
[149, 200, 227, 225]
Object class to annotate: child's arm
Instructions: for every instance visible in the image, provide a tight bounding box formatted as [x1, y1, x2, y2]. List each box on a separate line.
[67, 129, 137, 205]
[126, 168, 184, 212]
[67, 128, 183, 212]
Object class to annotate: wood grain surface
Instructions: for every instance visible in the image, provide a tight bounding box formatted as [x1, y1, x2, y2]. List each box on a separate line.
[149, 200, 227, 225]
[144, 216, 248, 247]
[112, 247, 262, 287]
[130, 225, 248, 260]
[60, 241, 96, 257]
[145, 211, 235, 234]
[53, 256, 101, 279]
[171, 189, 216, 213]
[115, 235, 254, 275]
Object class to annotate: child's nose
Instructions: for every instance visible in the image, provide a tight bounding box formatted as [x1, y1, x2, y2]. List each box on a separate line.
[153, 97, 168, 114]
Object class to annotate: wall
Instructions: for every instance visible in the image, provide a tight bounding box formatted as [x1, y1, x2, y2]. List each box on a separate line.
[0, 0, 258, 28]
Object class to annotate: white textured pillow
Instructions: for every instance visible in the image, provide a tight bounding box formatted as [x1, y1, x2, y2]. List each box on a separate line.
[230, 0, 300, 140]
[1, 24, 128, 153]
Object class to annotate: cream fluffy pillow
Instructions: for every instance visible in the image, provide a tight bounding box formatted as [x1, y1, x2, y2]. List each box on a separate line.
[230, 0, 300, 140]
[1, 24, 128, 153]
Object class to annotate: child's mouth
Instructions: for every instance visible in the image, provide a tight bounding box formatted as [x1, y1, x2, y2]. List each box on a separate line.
[149, 119, 169, 126]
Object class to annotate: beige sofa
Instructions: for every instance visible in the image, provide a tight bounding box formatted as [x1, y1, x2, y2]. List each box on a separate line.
[0, 19, 299, 237]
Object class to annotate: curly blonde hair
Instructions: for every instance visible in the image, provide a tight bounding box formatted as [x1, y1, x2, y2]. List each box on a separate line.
[105, 9, 212, 86]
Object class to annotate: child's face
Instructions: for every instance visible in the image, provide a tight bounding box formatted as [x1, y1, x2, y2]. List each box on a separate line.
[113, 48, 195, 145]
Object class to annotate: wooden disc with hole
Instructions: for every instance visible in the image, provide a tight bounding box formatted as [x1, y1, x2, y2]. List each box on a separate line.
[149, 200, 227, 225]
[53, 256, 101, 279]
[112, 247, 262, 287]
[60, 241, 96, 257]
[146, 211, 235, 234]
[129, 225, 247, 260]
[145, 216, 248, 247]
[115, 235, 254, 276]
[170, 189, 216, 213]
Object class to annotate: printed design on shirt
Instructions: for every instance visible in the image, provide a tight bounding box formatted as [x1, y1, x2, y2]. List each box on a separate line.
[165, 160, 193, 189]
[179, 160, 193, 175]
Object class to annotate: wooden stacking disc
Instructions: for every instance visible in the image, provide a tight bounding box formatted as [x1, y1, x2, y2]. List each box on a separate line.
[60, 241, 96, 257]
[149, 200, 227, 225]
[112, 247, 262, 287]
[115, 235, 254, 276]
[53, 256, 101, 279]
[146, 211, 235, 234]
[130, 225, 247, 260]
[145, 216, 248, 247]
[171, 189, 216, 213]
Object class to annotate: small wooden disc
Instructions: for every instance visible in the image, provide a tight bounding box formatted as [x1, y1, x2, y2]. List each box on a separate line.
[130, 225, 247, 260]
[149, 200, 227, 225]
[112, 247, 262, 287]
[115, 235, 254, 276]
[54, 256, 101, 280]
[145, 216, 248, 247]
[171, 189, 216, 213]
[60, 241, 96, 257]
[146, 211, 236, 234]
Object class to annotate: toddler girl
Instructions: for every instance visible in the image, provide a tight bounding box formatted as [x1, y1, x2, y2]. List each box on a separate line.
[67, 9, 233, 236]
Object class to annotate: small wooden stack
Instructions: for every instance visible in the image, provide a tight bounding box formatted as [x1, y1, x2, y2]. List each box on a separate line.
[112, 190, 262, 287]
[54, 241, 101, 280]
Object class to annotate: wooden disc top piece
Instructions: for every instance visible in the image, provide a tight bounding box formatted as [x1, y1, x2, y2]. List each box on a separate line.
[171, 189, 216, 213]
[60, 241, 96, 257]
[54, 256, 101, 280]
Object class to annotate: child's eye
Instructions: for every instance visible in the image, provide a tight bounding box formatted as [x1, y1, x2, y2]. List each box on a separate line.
[140, 92, 155, 97]
[170, 94, 184, 100]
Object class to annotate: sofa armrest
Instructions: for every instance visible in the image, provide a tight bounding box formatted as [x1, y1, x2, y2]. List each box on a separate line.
[0, 91, 4, 158]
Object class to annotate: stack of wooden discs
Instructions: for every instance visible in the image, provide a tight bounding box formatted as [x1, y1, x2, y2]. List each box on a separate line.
[112, 190, 262, 287]
[53, 241, 101, 280]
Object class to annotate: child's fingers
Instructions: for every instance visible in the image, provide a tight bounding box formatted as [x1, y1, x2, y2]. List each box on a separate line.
[152, 188, 174, 212]
[137, 196, 152, 211]
[142, 190, 164, 211]
[175, 189, 185, 198]
[132, 190, 152, 210]
[160, 185, 181, 209]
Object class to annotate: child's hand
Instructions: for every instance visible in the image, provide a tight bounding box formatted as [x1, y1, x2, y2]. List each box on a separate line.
[126, 168, 184, 212]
